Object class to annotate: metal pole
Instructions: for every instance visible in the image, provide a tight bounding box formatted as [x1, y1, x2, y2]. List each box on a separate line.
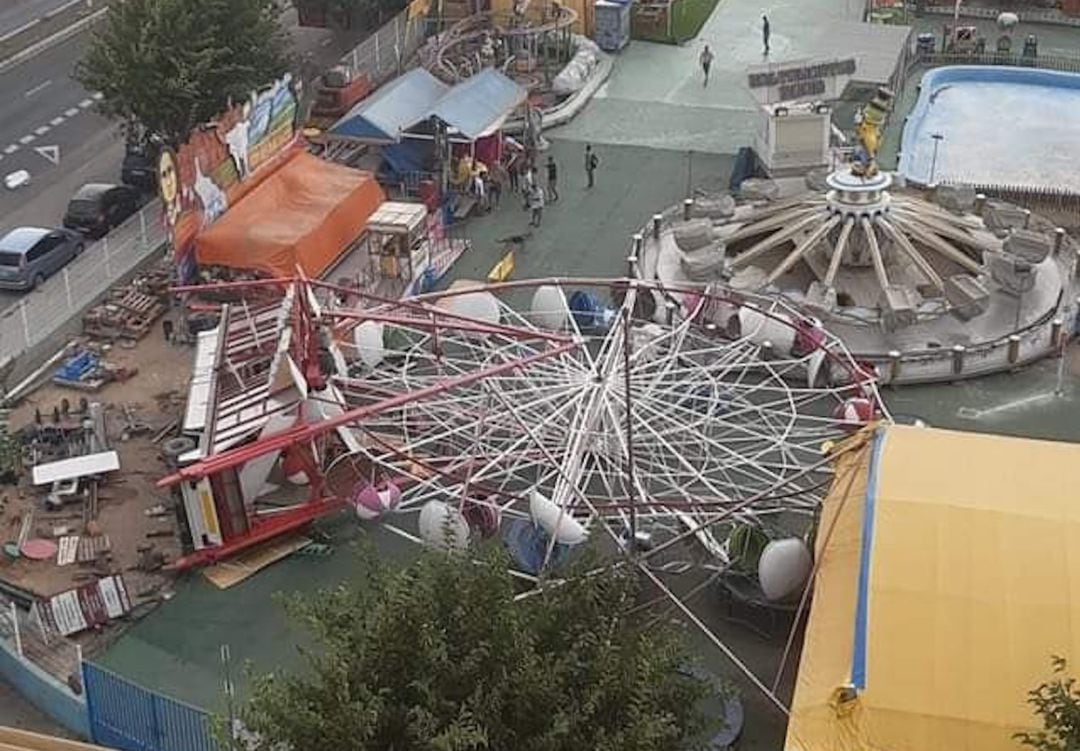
[10, 603, 22, 657]
[621, 308, 636, 549]
[952, 0, 962, 50]
[221, 644, 236, 744]
[929, 133, 943, 185]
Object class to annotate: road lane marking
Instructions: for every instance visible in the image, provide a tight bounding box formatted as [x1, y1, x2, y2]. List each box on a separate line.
[79, 98, 94, 108]
[34, 125, 50, 136]
[64, 107, 79, 117]
[92, 92, 104, 100]
[34, 145, 60, 165]
[3, 145, 17, 155]
[24, 80, 53, 98]
[50, 116, 65, 126]
[18, 134, 35, 145]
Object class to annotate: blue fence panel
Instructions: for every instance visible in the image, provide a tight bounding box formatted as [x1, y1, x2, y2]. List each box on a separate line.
[83, 662, 216, 751]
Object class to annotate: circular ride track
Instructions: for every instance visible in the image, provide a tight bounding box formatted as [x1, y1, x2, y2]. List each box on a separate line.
[424, 8, 578, 83]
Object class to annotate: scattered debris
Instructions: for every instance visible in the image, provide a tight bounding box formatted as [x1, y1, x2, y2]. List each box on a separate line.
[31, 575, 133, 638]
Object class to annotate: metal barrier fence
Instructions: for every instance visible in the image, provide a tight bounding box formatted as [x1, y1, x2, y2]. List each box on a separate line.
[916, 51, 1080, 74]
[83, 662, 215, 751]
[0, 201, 166, 374]
[337, 6, 430, 86]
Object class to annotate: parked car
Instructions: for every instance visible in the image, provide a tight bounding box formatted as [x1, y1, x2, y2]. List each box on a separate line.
[63, 183, 140, 238]
[120, 137, 162, 192]
[0, 227, 84, 291]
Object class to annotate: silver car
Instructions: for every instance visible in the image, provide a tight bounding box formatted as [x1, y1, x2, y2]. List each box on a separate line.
[0, 227, 84, 291]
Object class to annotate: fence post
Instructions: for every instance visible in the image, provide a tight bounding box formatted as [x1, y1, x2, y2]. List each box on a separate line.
[63, 268, 73, 310]
[19, 300, 30, 347]
[10, 602, 21, 657]
[395, 14, 403, 74]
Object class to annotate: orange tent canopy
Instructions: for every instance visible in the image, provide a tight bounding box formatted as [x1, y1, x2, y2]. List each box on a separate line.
[194, 151, 385, 279]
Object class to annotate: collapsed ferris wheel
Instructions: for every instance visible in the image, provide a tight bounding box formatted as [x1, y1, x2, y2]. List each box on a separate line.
[321, 277, 885, 571]
[164, 273, 887, 712]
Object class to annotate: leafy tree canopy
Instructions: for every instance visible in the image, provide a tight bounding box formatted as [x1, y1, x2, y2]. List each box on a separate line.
[76, 0, 290, 144]
[1017, 656, 1080, 751]
[241, 546, 717, 751]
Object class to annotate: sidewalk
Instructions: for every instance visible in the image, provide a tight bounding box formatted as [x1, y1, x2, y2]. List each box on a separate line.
[552, 0, 867, 152]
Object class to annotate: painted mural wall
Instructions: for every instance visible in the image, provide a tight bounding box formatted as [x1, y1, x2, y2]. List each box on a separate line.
[157, 74, 301, 279]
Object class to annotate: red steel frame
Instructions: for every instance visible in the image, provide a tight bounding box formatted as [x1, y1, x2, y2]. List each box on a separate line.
[164, 276, 581, 569]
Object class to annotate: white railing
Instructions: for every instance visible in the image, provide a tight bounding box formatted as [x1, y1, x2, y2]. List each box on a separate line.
[0, 201, 167, 367]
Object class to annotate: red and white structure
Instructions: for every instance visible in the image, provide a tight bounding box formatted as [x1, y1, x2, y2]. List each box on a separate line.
[160, 275, 886, 570]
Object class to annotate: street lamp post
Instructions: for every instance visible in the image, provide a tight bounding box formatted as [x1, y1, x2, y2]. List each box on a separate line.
[929, 132, 944, 185]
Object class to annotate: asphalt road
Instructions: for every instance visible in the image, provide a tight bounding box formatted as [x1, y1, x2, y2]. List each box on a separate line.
[0, 28, 121, 305]
[0, 0, 76, 39]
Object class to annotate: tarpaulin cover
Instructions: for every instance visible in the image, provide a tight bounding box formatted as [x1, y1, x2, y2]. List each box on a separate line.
[429, 68, 527, 140]
[787, 424, 1080, 751]
[329, 68, 525, 143]
[194, 151, 384, 278]
[330, 68, 448, 142]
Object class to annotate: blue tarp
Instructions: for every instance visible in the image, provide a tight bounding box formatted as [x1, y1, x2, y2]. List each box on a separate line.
[428, 68, 528, 140]
[329, 68, 526, 143]
[329, 68, 448, 142]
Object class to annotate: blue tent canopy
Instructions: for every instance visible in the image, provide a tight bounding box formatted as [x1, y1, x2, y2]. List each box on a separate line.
[428, 68, 528, 140]
[329, 68, 448, 142]
[329, 68, 526, 144]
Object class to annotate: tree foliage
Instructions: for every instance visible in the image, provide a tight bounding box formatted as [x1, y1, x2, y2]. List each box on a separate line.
[241, 546, 717, 751]
[1016, 656, 1080, 751]
[76, 0, 290, 144]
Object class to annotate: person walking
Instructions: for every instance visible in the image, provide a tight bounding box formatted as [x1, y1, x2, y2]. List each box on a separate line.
[487, 170, 502, 208]
[522, 165, 536, 209]
[762, 14, 770, 55]
[507, 155, 520, 193]
[528, 182, 545, 227]
[545, 155, 559, 202]
[584, 144, 599, 189]
[699, 44, 714, 87]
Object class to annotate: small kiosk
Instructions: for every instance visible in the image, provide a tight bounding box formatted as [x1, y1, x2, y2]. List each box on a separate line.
[363, 201, 430, 294]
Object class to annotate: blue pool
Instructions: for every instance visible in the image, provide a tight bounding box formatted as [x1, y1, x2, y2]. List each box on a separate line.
[899, 66, 1080, 193]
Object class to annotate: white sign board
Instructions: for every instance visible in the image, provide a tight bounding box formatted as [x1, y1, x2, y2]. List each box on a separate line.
[747, 58, 857, 105]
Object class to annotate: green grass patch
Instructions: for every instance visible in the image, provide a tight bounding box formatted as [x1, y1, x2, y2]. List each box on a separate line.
[630, 0, 720, 45]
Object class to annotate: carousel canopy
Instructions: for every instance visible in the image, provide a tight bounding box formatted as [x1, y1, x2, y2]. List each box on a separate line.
[788, 424, 1080, 751]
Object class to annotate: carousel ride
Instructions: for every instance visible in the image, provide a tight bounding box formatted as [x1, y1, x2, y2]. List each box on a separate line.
[161, 275, 886, 710]
[640, 87, 1076, 381]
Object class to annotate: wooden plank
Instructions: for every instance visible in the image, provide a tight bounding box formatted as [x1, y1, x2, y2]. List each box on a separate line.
[202, 535, 311, 589]
[56, 536, 79, 567]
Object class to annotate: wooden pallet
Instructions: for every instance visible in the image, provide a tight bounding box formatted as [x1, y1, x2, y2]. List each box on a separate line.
[77, 535, 111, 564]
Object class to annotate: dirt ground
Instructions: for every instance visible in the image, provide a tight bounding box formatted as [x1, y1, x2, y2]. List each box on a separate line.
[1, 325, 192, 606]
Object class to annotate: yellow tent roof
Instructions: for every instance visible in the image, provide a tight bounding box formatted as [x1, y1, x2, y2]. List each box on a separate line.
[787, 424, 1080, 751]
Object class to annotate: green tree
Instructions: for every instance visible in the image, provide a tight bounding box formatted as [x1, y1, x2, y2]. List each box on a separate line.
[240, 546, 717, 751]
[1016, 656, 1080, 751]
[76, 0, 290, 144]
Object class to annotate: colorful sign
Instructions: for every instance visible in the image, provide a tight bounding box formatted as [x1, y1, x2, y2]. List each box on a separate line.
[159, 74, 301, 269]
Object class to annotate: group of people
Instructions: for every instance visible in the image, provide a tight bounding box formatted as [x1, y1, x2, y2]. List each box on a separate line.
[471, 144, 600, 228]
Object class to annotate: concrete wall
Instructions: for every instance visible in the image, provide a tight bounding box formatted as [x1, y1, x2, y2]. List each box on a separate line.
[0, 639, 89, 740]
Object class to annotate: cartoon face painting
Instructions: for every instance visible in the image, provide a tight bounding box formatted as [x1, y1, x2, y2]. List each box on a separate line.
[158, 149, 181, 228]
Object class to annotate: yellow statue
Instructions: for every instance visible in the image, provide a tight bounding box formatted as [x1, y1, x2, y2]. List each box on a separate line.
[851, 87, 894, 179]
